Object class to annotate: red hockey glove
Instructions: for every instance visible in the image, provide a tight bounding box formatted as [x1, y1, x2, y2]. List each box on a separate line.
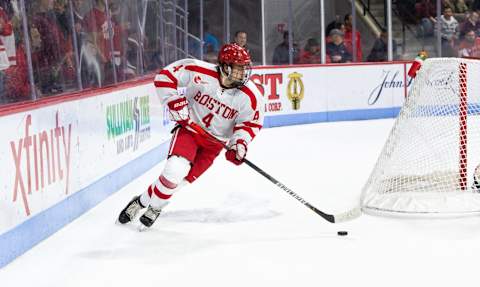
[225, 139, 247, 165]
[167, 97, 189, 126]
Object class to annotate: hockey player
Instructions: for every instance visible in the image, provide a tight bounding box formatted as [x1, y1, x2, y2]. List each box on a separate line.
[117, 43, 264, 229]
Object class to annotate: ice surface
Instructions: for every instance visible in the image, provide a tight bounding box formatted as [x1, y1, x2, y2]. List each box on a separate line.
[1, 119, 480, 287]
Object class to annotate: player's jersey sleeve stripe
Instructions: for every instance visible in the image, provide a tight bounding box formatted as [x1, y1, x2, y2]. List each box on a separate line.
[158, 69, 178, 86]
[239, 86, 257, 111]
[154, 81, 177, 89]
[233, 126, 256, 139]
[243, 121, 263, 129]
[185, 65, 219, 79]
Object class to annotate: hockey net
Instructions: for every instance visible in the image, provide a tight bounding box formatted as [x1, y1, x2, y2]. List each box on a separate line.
[361, 57, 480, 216]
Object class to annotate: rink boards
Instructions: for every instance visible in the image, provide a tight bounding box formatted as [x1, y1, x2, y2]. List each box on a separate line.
[0, 62, 413, 267]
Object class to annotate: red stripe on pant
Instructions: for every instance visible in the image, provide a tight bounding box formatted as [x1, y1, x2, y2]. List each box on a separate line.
[153, 186, 172, 200]
[159, 175, 177, 189]
[151, 176, 177, 200]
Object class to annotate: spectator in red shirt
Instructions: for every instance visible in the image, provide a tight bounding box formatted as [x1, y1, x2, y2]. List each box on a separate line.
[83, 0, 110, 63]
[343, 13, 363, 62]
[0, 5, 12, 55]
[83, 0, 123, 86]
[29, 0, 73, 96]
[1, 16, 31, 104]
[299, 38, 321, 64]
[5, 42, 30, 103]
[458, 29, 480, 57]
[0, 5, 12, 104]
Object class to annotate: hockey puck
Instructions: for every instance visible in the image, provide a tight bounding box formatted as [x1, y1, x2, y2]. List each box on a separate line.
[337, 231, 348, 236]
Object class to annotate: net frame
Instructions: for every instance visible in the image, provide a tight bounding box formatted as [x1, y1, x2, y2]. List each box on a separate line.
[360, 58, 480, 217]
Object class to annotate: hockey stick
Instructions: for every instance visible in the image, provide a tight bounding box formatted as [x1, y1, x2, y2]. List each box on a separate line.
[186, 121, 361, 223]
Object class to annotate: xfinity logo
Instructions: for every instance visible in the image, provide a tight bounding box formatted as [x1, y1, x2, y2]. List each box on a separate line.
[10, 112, 73, 216]
[368, 70, 413, 105]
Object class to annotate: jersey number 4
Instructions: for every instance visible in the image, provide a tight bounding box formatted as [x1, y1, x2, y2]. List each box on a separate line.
[202, 113, 214, 128]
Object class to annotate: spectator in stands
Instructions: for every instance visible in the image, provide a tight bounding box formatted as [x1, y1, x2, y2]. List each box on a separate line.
[367, 28, 398, 62]
[187, 21, 220, 63]
[326, 29, 352, 63]
[0, 0, 13, 17]
[83, 0, 123, 86]
[5, 39, 30, 103]
[233, 30, 250, 58]
[234, 31, 247, 50]
[0, 4, 12, 104]
[204, 22, 220, 53]
[443, 0, 468, 23]
[460, 11, 480, 38]
[454, 0, 470, 14]
[203, 22, 220, 63]
[54, 0, 70, 38]
[30, 0, 73, 96]
[325, 15, 341, 37]
[343, 13, 362, 62]
[299, 38, 321, 64]
[53, 0, 75, 84]
[272, 30, 299, 65]
[439, 6, 459, 57]
[415, 0, 437, 37]
[326, 22, 346, 43]
[443, 0, 457, 12]
[443, 0, 468, 15]
[4, 20, 31, 103]
[458, 29, 480, 57]
[109, 1, 131, 81]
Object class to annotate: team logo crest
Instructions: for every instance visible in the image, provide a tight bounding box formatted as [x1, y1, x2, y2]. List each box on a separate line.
[287, 72, 304, 110]
[194, 75, 208, 85]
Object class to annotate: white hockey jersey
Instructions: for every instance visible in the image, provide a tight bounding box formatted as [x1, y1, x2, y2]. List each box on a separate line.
[154, 58, 264, 145]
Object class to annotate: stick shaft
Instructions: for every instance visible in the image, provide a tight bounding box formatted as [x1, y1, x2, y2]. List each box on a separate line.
[187, 122, 337, 223]
[242, 159, 335, 222]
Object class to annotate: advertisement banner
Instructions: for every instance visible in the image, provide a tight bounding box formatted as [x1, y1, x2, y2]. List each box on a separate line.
[325, 64, 407, 111]
[252, 62, 412, 122]
[0, 83, 173, 235]
[250, 67, 328, 115]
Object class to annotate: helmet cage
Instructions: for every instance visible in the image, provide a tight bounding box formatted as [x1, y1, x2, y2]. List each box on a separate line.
[218, 43, 252, 88]
[221, 63, 251, 88]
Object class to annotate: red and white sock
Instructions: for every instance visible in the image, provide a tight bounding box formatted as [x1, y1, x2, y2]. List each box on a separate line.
[140, 177, 187, 208]
[139, 155, 190, 208]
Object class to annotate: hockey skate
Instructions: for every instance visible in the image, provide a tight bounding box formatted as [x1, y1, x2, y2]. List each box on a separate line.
[117, 195, 145, 224]
[138, 204, 166, 231]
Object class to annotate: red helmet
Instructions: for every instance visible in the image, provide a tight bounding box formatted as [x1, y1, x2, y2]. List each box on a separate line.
[218, 43, 251, 66]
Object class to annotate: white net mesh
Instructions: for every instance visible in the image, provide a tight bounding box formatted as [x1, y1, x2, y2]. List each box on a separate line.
[361, 58, 480, 216]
